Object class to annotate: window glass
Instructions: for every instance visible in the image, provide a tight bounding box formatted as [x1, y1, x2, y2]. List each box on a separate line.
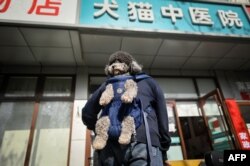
[43, 77, 72, 97]
[5, 77, 37, 97]
[238, 105, 250, 134]
[0, 74, 75, 166]
[0, 102, 34, 166]
[155, 78, 197, 99]
[176, 102, 212, 159]
[30, 102, 72, 166]
[196, 78, 216, 96]
[89, 76, 106, 94]
[89, 76, 106, 97]
[202, 99, 233, 151]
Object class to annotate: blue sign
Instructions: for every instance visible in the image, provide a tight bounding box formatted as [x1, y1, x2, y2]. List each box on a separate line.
[79, 0, 250, 36]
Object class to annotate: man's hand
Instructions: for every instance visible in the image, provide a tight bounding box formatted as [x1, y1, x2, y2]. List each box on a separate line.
[162, 151, 170, 166]
[164, 160, 171, 166]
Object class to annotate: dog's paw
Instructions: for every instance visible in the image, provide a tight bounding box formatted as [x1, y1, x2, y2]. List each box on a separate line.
[93, 136, 107, 150]
[99, 97, 108, 106]
[119, 116, 134, 144]
[121, 94, 133, 103]
[119, 134, 131, 145]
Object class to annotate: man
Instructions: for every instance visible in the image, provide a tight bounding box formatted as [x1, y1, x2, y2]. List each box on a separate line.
[82, 51, 171, 166]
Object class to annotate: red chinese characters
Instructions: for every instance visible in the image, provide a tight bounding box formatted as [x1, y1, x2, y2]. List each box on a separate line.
[0, 0, 62, 16]
[0, 0, 11, 13]
[225, 99, 250, 150]
[28, 0, 62, 16]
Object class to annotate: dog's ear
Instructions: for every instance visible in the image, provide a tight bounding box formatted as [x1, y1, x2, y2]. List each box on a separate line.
[130, 60, 142, 74]
[104, 65, 110, 76]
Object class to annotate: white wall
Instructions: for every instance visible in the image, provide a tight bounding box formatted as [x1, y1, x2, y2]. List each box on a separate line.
[70, 100, 87, 166]
[70, 67, 89, 166]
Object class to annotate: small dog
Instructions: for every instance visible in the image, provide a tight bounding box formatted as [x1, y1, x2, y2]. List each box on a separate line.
[92, 51, 142, 150]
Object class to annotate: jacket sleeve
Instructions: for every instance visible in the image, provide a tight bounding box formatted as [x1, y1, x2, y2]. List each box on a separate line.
[82, 82, 106, 130]
[150, 78, 171, 152]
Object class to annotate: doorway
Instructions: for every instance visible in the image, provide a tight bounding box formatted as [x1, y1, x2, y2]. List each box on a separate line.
[169, 89, 235, 160]
[174, 101, 212, 159]
[199, 89, 234, 152]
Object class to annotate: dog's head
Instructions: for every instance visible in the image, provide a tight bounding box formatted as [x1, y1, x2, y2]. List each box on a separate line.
[105, 51, 142, 76]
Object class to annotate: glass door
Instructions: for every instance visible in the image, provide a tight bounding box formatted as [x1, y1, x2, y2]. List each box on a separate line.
[199, 89, 234, 151]
[176, 101, 212, 159]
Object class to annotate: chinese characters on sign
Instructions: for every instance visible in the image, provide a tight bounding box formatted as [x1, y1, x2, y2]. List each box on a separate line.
[239, 132, 250, 149]
[218, 10, 243, 28]
[0, 0, 62, 16]
[0, 0, 77, 24]
[94, 0, 119, 19]
[92, 0, 244, 28]
[0, 0, 11, 13]
[161, 4, 183, 24]
[28, 0, 62, 16]
[128, 2, 154, 22]
[189, 7, 213, 26]
[225, 99, 250, 150]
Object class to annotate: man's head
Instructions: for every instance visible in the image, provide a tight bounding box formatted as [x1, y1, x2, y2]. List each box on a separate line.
[105, 51, 142, 76]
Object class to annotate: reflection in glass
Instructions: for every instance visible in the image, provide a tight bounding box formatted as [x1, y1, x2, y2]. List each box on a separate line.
[0, 102, 34, 166]
[29, 102, 72, 166]
[196, 78, 216, 96]
[238, 105, 250, 134]
[177, 102, 212, 159]
[203, 99, 233, 151]
[155, 78, 198, 99]
[43, 77, 72, 97]
[5, 77, 37, 97]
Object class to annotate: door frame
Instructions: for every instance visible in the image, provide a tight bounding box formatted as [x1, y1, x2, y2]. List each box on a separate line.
[167, 101, 187, 159]
[198, 88, 236, 150]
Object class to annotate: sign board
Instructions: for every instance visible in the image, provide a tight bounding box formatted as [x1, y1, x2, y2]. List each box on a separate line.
[0, 0, 78, 24]
[79, 0, 250, 37]
[225, 99, 250, 150]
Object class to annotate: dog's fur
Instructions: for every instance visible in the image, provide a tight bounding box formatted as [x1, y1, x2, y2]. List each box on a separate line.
[92, 52, 142, 150]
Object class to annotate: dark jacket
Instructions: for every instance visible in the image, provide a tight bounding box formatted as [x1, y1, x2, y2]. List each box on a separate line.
[82, 73, 171, 152]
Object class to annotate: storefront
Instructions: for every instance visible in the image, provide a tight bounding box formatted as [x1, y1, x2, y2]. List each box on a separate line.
[0, 0, 250, 166]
